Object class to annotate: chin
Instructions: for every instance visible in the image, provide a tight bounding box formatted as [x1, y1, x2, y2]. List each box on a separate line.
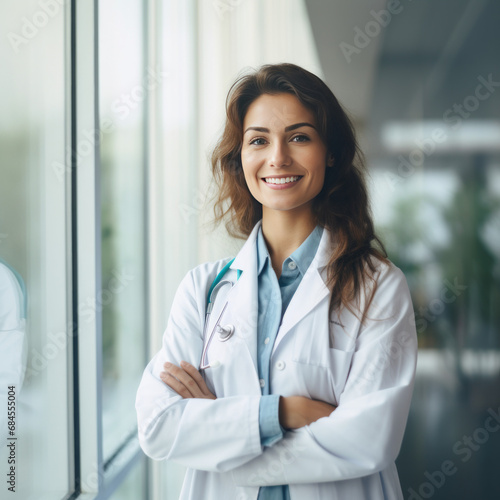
[264, 203, 302, 213]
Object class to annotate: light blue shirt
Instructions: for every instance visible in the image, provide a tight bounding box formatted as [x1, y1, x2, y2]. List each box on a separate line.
[256, 223, 324, 500]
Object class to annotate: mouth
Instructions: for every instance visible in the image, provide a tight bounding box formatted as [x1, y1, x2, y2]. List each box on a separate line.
[262, 175, 303, 185]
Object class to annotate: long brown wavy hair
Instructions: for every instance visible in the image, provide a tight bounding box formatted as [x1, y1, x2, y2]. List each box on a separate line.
[209, 63, 388, 323]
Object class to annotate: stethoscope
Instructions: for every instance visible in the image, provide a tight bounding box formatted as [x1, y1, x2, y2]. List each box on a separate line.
[199, 258, 242, 370]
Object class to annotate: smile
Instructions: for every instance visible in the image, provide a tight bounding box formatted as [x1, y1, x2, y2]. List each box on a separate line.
[263, 176, 303, 185]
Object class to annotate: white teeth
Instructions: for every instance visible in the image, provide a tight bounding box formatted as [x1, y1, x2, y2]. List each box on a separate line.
[265, 176, 301, 184]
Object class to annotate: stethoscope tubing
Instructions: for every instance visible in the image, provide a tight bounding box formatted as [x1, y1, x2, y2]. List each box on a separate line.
[199, 259, 242, 371]
[200, 281, 233, 370]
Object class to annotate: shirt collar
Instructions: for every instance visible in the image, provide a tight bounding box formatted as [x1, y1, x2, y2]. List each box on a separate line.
[256, 224, 324, 277]
[256, 226, 269, 276]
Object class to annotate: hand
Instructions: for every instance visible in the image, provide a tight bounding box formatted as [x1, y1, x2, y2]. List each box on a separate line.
[160, 361, 216, 400]
[279, 396, 336, 430]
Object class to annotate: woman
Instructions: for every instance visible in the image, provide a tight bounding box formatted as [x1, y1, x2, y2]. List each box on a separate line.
[135, 63, 417, 500]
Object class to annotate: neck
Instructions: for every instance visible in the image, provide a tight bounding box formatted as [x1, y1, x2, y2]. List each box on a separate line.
[261, 205, 317, 264]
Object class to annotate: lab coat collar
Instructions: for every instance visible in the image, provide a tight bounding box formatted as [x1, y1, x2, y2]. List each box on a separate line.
[225, 221, 261, 378]
[256, 224, 269, 276]
[229, 219, 335, 363]
[274, 223, 334, 353]
[230, 219, 333, 273]
[256, 223, 324, 278]
[230, 219, 262, 273]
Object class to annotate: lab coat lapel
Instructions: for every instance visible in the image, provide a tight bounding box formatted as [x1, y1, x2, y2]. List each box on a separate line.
[226, 220, 334, 366]
[272, 225, 334, 355]
[227, 220, 262, 375]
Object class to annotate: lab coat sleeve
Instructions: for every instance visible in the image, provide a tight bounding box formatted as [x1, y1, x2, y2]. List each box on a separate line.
[231, 263, 418, 486]
[135, 264, 263, 472]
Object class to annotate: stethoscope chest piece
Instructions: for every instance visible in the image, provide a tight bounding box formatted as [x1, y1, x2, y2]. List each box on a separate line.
[216, 324, 234, 342]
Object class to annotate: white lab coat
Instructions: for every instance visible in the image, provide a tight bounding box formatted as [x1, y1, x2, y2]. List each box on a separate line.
[135, 219, 417, 500]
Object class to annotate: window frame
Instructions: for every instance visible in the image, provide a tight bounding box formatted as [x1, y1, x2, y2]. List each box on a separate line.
[71, 1, 149, 498]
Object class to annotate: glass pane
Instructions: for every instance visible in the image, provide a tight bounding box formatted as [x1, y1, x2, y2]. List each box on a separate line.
[109, 457, 147, 500]
[0, 1, 71, 498]
[98, 0, 147, 462]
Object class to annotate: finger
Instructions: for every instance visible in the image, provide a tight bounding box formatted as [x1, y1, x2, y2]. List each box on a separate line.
[160, 371, 193, 399]
[180, 361, 216, 398]
[163, 362, 203, 398]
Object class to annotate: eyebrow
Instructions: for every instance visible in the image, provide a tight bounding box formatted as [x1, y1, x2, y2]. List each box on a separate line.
[243, 122, 316, 135]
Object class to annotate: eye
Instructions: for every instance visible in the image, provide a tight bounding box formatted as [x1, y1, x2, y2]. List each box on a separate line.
[291, 134, 310, 143]
[249, 137, 267, 146]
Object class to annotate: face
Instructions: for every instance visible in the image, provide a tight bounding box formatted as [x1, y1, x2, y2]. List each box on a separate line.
[240, 92, 332, 217]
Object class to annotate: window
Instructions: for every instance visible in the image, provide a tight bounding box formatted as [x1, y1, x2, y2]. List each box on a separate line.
[108, 456, 147, 500]
[98, 0, 147, 464]
[1, 1, 149, 498]
[0, 0, 72, 498]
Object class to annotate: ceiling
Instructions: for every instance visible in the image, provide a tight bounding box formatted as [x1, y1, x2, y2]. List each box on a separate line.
[304, 0, 499, 142]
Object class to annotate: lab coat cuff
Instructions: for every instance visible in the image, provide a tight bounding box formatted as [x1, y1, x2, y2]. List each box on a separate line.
[258, 394, 284, 447]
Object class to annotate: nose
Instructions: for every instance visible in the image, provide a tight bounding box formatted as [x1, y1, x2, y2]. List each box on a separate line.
[268, 140, 291, 168]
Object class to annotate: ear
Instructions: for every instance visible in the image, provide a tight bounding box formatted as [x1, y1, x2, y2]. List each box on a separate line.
[327, 154, 334, 167]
